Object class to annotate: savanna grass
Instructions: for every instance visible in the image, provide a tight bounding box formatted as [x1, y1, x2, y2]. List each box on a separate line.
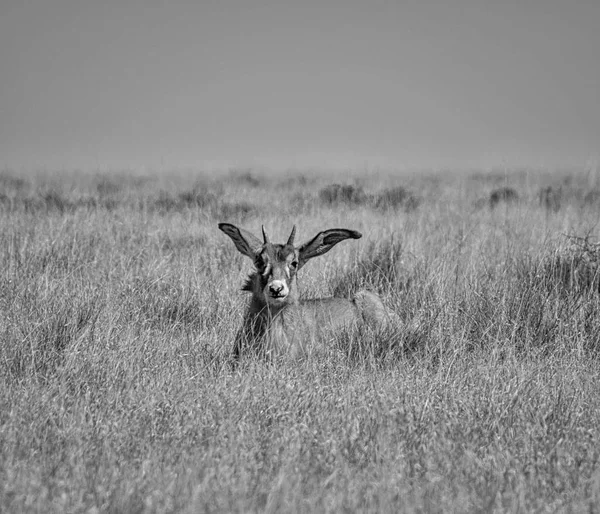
[1, 167, 600, 512]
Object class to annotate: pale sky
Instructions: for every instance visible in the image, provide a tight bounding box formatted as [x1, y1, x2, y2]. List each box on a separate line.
[1, 0, 599, 171]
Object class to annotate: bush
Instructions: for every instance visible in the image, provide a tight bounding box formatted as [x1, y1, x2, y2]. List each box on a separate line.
[538, 186, 562, 212]
[489, 187, 519, 208]
[373, 186, 420, 212]
[318, 184, 368, 207]
[583, 190, 600, 206]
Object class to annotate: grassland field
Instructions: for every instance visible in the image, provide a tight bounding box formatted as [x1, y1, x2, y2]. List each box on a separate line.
[1, 166, 600, 513]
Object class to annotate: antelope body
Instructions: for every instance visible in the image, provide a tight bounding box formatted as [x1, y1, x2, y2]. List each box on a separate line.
[219, 223, 392, 361]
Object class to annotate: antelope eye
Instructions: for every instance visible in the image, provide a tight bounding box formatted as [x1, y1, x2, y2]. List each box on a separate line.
[255, 256, 266, 270]
[290, 261, 299, 270]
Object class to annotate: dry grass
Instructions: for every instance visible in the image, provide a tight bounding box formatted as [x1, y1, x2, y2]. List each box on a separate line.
[1, 167, 600, 513]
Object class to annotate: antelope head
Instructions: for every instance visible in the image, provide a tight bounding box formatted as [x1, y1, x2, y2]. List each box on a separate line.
[218, 223, 362, 307]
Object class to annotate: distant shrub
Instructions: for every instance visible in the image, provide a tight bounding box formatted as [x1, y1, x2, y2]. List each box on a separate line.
[152, 192, 180, 212]
[148, 188, 256, 220]
[41, 191, 72, 213]
[217, 201, 255, 220]
[373, 186, 420, 212]
[151, 189, 219, 213]
[0, 193, 15, 211]
[28, 192, 97, 214]
[231, 170, 261, 188]
[0, 190, 105, 214]
[177, 190, 219, 209]
[0, 172, 29, 192]
[318, 184, 368, 207]
[277, 174, 311, 189]
[489, 187, 519, 208]
[583, 190, 600, 206]
[96, 178, 121, 197]
[538, 186, 562, 212]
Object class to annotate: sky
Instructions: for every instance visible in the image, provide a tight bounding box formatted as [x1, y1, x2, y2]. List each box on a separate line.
[1, 0, 599, 171]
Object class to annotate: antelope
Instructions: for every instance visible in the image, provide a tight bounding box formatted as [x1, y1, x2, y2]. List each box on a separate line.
[219, 223, 395, 361]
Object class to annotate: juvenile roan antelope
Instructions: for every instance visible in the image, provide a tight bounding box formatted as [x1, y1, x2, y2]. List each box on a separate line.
[219, 223, 393, 361]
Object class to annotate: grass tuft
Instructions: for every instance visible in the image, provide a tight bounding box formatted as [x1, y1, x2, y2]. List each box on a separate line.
[331, 236, 409, 298]
[543, 235, 600, 296]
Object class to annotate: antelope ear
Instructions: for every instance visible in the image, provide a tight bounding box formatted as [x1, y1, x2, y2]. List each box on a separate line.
[297, 228, 362, 268]
[218, 223, 263, 259]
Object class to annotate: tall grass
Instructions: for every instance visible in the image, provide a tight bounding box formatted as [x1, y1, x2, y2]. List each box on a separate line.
[1, 167, 600, 512]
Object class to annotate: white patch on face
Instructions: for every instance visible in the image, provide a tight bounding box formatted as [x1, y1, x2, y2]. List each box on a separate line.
[265, 279, 289, 303]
